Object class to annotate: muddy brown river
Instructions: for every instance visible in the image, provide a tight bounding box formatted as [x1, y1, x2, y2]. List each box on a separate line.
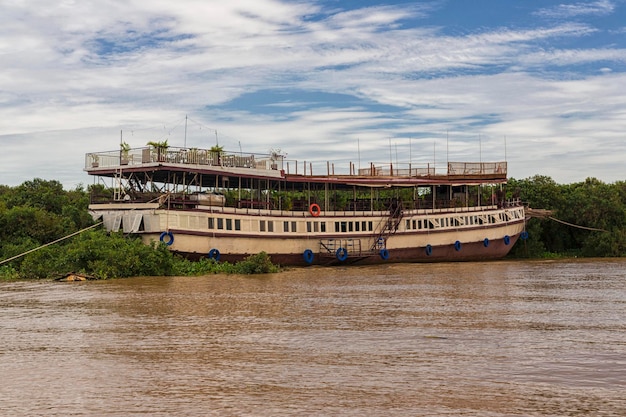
[1, 259, 624, 416]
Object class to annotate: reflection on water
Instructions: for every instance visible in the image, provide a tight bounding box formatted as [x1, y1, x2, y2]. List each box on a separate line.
[1, 259, 624, 416]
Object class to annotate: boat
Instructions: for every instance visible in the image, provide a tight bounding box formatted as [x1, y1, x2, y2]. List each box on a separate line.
[85, 144, 526, 266]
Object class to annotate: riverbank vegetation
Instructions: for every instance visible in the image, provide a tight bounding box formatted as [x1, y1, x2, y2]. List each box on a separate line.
[1, 176, 624, 279]
[506, 176, 626, 258]
[0, 179, 279, 280]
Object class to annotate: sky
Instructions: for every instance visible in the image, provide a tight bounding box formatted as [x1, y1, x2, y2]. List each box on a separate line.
[2, 0, 626, 188]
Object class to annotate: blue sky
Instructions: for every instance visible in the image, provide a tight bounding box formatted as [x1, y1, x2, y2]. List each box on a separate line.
[1, 0, 626, 187]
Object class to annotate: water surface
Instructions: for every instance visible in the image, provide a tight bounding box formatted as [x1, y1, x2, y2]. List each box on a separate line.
[1, 259, 624, 416]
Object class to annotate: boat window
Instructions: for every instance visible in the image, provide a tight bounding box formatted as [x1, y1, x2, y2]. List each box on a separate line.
[307, 222, 312, 233]
[405, 220, 411, 230]
[291, 221, 297, 232]
[235, 219, 241, 231]
[335, 222, 340, 233]
[368, 221, 373, 231]
[413, 220, 417, 230]
[341, 222, 347, 233]
[208, 218, 215, 229]
[284, 221, 289, 232]
[320, 222, 326, 233]
[260, 220, 266, 232]
[268, 221, 274, 232]
[348, 222, 353, 232]
[362, 221, 367, 231]
[226, 219, 232, 230]
[217, 218, 224, 229]
[355, 222, 360, 232]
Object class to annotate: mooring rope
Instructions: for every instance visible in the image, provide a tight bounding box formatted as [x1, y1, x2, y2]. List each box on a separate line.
[548, 216, 608, 233]
[0, 221, 103, 266]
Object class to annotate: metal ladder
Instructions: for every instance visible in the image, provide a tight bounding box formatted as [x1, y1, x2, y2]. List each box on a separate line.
[370, 201, 404, 251]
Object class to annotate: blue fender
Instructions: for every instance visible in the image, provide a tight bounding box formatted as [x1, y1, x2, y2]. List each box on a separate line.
[208, 248, 221, 261]
[159, 231, 174, 246]
[336, 247, 348, 261]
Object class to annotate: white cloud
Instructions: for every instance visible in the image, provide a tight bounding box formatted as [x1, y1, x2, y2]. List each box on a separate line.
[1, 1, 625, 187]
[535, 0, 616, 18]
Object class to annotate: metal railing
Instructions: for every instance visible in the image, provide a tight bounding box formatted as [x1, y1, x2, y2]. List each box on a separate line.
[86, 147, 507, 179]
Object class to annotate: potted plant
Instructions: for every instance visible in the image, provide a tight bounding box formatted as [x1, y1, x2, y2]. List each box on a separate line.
[210, 144, 224, 166]
[269, 148, 286, 170]
[147, 140, 169, 162]
[120, 141, 131, 165]
[89, 153, 100, 168]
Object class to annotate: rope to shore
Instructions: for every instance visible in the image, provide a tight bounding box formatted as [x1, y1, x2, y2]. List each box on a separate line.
[0, 222, 103, 266]
[548, 216, 608, 233]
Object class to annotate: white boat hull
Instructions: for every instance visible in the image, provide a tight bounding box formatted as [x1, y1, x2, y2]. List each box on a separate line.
[92, 204, 526, 265]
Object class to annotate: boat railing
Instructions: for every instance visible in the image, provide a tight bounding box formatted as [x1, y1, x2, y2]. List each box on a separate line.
[357, 165, 436, 177]
[447, 162, 507, 176]
[86, 146, 507, 180]
[86, 147, 275, 170]
[283, 160, 439, 177]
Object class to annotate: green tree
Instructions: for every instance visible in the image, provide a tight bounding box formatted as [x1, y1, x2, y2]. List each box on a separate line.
[6, 178, 68, 214]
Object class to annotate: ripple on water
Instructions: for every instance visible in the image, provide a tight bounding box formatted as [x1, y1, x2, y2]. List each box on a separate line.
[0, 260, 625, 416]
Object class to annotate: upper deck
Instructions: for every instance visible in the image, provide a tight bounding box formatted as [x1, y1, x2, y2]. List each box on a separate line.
[85, 146, 508, 187]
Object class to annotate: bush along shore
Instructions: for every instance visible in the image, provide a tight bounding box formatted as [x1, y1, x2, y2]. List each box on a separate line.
[1, 175, 626, 279]
[0, 179, 279, 280]
[1, 229, 279, 280]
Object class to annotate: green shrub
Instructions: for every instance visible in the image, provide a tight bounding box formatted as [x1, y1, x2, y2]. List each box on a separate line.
[233, 252, 279, 274]
[0, 265, 20, 281]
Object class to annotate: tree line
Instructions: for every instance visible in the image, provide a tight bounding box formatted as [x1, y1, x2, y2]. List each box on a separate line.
[507, 175, 626, 258]
[0, 176, 624, 279]
[0, 179, 278, 279]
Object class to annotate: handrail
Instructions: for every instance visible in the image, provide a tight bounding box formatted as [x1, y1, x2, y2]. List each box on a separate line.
[85, 147, 508, 179]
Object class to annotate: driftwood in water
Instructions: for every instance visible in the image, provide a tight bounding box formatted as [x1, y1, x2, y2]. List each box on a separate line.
[55, 273, 97, 282]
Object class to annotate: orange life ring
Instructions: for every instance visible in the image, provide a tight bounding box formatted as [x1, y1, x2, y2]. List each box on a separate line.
[309, 203, 321, 217]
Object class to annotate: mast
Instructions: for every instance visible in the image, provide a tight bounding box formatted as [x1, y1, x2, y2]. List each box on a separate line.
[184, 114, 188, 148]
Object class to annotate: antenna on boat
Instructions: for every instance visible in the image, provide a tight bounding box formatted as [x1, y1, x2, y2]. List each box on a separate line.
[184, 114, 188, 148]
[357, 138, 361, 172]
[395, 142, 398, 168]
[504, 135, 507, 162]
[215, 130, 219, 146]
[446, 130, 449, 169]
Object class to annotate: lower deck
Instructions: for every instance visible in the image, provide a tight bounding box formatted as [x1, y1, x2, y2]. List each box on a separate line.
[91, 202, 526, 265]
